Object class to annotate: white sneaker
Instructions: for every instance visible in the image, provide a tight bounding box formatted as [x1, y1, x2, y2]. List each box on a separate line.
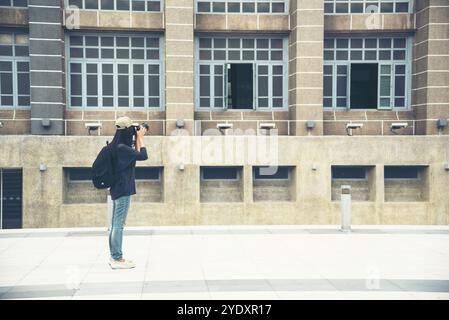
[109, 258, 136, 269]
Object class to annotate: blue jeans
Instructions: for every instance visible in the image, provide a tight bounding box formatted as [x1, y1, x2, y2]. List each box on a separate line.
[108, 195, 131, 261]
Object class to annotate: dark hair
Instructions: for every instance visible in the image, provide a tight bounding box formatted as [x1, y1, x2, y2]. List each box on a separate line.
[109, 127, 135, 149]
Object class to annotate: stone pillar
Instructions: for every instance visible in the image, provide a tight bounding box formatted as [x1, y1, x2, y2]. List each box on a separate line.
[288, 0, 324, 136]
[413, 0, 449, 135]
[29, 0, 65, 135]
[164, 0, 195, 135]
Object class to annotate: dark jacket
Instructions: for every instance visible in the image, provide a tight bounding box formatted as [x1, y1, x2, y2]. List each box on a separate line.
[110, 144, 148, 200]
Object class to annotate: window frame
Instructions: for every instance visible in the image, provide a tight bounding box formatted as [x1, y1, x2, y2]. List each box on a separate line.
[195, 34, 288, 111]
[384, 166, 422, 180]
[0, 0, 28, 8]
[135, 167, 162, 181]
[201, 166, 241, 181]
[65, 167, 92, 183]
[64, 0, 163, 12]
[331, 166, 368, 181]
[323, 0, 413, 15]
[323, 35, 412, 111]
[65, 32, 165, 111]
[0, 31, 30, 110]
[195, 0, 289, 15]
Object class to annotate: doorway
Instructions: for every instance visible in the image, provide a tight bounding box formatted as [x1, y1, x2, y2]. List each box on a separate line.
[1, 169, 23, 229]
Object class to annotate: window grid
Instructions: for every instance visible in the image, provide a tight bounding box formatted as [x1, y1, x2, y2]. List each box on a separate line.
[68, 34, 163, 110]
[196, 35, 287, 110]
[196, 0, 288, 14]
[0, 32, 29, 109]
[66, 0, 162, 12]
[0, 0, 27, 7]
[324, 0, 412, 14]
[323, 36, 410, 110]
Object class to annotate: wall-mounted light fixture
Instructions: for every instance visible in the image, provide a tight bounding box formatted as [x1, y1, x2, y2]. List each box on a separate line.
[176, 119, 185, 129]
[437, 119, 448, 135]
[85, 122, 102, 135]
[41, 118, 51, 128]
[0, 121, 3, 128]
[39, 163, 47, 172]
[390, 122, 408, 134]
[217, 123, 233, 135]
[346, 123, 363, 136]
[259, 122, 276, 130]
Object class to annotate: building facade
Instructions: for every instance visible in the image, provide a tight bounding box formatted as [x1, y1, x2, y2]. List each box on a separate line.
[0, 0, 448, 228]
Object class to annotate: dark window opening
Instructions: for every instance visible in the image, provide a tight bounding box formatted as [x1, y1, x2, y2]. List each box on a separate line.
[254, 166, 290, 180]
[385, 166, 420, 179]
[350, 63, 378, 109]
[1, 169, 22, 229]
[135, 167, 161, 180]
[227, 63, 253, 109]
[332, 166, 367, 180]
[202, 167, 239, 180]
[67, 168, 92, 182]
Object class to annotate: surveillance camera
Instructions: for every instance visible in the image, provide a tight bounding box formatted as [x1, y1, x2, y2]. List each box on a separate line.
[390, 122, 408, 130]
[259, 122, 276, 130]
[345, 123, 363, 136]
[306, 121, 316, 130]
[85, 122, 102, 130]
[437, 119, 448, 129]
[217, 123, 233, 130]
[176, 119, 185, 129]
[85, 122, 102, 135]
[346, 123, 364, 130]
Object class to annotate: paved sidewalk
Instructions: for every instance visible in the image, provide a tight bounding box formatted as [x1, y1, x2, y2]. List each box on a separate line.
[1, 225, 449, 300]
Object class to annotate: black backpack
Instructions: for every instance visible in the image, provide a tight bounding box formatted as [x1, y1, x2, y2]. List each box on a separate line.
[91, 142, 116, 189]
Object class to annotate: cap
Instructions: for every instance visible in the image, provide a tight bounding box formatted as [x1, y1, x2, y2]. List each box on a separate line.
[115, 116, 133, 129]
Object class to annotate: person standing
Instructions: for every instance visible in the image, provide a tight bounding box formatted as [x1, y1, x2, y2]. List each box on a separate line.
[107, 117, 148, 269]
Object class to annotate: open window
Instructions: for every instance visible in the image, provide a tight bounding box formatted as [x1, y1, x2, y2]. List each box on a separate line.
[350, 63, 378, 109]
[225, 63, 254, 109]
[200, 166, 243, 202]
[323, 37, 409, 110]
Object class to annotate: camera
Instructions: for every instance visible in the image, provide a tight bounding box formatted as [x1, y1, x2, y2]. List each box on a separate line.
[132, 122, 150, 132]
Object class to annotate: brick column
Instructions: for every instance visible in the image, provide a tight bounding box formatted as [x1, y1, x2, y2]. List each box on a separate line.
[288, 0, 324, 135]
[413, 0, 449, 135]
[29, 0, 65, 135]
[164, 0, 195, 135]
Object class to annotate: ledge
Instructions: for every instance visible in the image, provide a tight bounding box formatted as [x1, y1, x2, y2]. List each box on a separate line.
[63, 10, 164, 31]
[324, 13, 415, 33]
[195, 13, 289, 33]
[0, 7, 28, 26]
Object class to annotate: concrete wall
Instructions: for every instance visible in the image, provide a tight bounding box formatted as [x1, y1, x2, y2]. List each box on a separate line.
[0, 135, 448, 227]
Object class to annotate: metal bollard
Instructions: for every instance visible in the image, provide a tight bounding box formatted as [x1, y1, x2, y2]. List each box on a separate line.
[340, 185, 351, 233]
[107, 194, 113, 231]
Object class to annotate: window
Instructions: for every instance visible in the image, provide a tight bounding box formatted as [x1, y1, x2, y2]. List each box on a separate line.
[324, 0, 411, 14]
[323, 36, 410, 110]
[254, 166, 289, 180]
[201, 167, 239, 180]
[332, 166, 367, 180]
[384, 166, 420, 179]
[196, 0, 287, 14]
[0, 0, 27, 7]
[68, 34, 163, 109]
[0, 168, 23, 229]
[67, 0, 162, 11]
[0, 32, 29, 108]
[66, 168, 92, 182]
[197, 36, 287, 110]
[135, 167, 161, 180]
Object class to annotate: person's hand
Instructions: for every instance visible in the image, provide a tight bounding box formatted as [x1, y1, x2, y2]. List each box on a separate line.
[136, 127, 147, 138]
